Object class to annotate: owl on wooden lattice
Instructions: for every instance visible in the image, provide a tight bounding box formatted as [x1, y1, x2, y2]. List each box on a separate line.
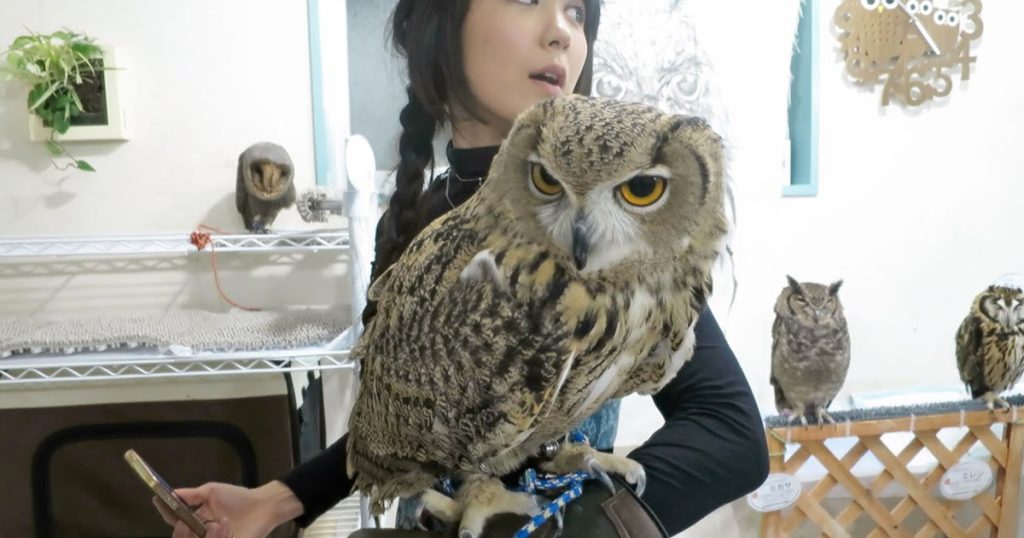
[955, 275, 1024, 410]
[771, 276, 851, 426]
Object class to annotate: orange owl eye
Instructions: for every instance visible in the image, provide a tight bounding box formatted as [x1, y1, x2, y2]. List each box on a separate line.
[529, 163, 563, 197]
[617, 176, 667, 208]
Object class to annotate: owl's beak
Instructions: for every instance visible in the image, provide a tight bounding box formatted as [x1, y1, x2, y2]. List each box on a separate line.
[572, 214, 590, 271]
[877, 5, 884, 12]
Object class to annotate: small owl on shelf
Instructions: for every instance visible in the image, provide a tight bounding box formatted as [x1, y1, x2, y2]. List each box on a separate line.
[771, 276, 851, 426]
[955, 275, 1024, 410]
[235, 142, 296, 233]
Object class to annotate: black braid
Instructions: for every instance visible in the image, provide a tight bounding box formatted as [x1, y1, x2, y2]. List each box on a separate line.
[363, 88, 436, 325]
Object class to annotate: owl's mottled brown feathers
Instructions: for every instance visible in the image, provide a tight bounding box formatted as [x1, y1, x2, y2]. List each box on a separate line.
[771, 276, 850, 425]
[956, 281, 1024, 409]
[346, 96, 728, 513]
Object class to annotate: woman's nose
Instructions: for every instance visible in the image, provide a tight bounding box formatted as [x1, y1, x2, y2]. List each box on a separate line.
[541, 7, 573, 50]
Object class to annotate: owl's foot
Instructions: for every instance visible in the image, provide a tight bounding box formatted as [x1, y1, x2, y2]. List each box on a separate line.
[539, 442, 647, 496]
[420, 476, 542, 538]
[981, 392, 1012, 411]
[815, 408, 837, 427]
[787, 412, 809, 428]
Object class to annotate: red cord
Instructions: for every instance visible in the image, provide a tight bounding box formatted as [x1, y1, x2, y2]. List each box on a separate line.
[190, 225, 261, 312]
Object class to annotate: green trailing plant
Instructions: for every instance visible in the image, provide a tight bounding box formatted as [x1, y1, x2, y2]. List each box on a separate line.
[1, 28, 108, 172]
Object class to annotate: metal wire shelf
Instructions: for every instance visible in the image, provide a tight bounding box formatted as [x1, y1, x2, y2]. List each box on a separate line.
[0, 348, 353, 385]
[0, 230, 350, 258]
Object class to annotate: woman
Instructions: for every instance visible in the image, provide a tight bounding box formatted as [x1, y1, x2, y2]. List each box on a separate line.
[160, 2, 768, 536]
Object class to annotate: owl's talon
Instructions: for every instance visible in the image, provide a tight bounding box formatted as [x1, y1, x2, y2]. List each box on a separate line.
[632, 466, 647, 497]
[411, 494, 429, 531]
[585, 455, 617, 495]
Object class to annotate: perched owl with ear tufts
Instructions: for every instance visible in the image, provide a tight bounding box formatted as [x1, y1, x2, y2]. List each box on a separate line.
[235, 142, 296, 233]
[956, 275, 1024, 410]
[346, 95, 729, 538]
[771, 275, 851, 426]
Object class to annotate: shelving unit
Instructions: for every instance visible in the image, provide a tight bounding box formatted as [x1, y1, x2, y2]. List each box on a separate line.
[0, 229, 357, 386]
[0, 229, 350, 258]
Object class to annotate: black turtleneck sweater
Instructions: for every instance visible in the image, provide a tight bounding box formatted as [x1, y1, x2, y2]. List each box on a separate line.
[280, 144, 769, 535]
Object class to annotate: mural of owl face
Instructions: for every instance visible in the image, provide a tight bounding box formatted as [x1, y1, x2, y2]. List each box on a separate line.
[591, 0, 730, 144]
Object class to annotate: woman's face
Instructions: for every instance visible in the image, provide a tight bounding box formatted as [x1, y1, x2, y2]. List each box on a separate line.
[459, 0, 589, 135]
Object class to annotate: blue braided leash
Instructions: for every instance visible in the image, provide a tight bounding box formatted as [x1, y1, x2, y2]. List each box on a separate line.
[434, 432, 595, 538]
[511, 431, 593, 538]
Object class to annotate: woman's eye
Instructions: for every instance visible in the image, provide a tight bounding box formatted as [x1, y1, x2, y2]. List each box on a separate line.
[567, 5, 585, 24]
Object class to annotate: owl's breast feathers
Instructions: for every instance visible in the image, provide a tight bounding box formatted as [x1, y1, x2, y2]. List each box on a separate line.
[958, 314, 1024, 396]
[347, 200, 709, 499]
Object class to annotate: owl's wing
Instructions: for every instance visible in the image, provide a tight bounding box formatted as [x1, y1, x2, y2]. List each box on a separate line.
[956, 314, 985, 394]
[347, 207, 577, 479]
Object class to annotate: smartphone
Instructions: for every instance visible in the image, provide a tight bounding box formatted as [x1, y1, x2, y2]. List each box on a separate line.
[124, 449, 208, 537]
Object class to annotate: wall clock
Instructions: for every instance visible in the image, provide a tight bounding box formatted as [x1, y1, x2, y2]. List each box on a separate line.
[834, 0, 983, 106]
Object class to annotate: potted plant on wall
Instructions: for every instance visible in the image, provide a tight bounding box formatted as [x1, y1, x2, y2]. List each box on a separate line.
[1, 29, 113, 172]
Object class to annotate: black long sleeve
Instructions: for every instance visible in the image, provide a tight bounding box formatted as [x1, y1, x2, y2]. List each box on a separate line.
[279, 437, 351, 528]
[629, 307, 769, 534]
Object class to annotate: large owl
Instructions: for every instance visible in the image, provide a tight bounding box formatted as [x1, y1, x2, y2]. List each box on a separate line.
[235, 142, 296, 233]
[771, 276, 851, 426]
[346, 96, 728, 537]
[955, 276, 1024, 410]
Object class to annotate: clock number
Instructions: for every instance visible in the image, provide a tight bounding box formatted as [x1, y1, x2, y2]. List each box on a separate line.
[956, 41, 977, 81]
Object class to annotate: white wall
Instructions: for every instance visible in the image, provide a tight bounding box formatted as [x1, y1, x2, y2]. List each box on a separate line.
[0, 1, 352, 316]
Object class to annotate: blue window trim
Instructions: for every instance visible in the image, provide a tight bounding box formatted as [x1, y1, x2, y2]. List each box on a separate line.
[784, 0, 819, 197]
[307, 0, 329, 187]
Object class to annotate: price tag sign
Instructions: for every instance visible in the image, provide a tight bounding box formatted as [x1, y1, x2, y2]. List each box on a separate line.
[747, 473, 802, 512]
[940, 460, 993, 501]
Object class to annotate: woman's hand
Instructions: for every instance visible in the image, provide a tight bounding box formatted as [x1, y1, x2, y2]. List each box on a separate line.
[154, 481, 304, 538]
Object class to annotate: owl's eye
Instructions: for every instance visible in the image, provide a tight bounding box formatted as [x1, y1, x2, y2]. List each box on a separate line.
[595, 74, 627, 100]
[882, 0, 898, 10]
[860, 0, 879, 9]
[617, 176, 667, 208]
[906, 0, 919, 14]
[920, 1, 933, 15]
[946, 12, 960, 26]
[529, 163, 563, 198]
[934, 10, 947, 25]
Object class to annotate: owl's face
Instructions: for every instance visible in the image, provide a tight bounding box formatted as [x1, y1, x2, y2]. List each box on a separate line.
[978, 286, 1024, 329]
[776, 276, 845, 327]
[484, 95, 725, 273]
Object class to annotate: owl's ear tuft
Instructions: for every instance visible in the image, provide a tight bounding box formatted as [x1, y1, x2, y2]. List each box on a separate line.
[828, 280, 844, 296]
[786, 275, 803, 294]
